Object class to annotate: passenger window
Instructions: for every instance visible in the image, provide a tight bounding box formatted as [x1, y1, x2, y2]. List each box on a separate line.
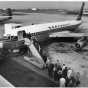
[52, 26, 54, 29]
[48, 27, 51, 30]
[55, 25, 57, 28]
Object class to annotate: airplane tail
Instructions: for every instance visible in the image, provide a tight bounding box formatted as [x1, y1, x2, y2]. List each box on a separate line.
[76, 2, 85, 20]
[6, 8, 12, 19]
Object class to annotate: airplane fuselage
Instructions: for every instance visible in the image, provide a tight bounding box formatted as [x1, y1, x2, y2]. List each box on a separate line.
[13, 20, 82, 42]
[4, 20, 82, 42]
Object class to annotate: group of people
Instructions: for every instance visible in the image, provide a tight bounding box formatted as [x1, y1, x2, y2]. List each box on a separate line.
[44, 58, 80, 87]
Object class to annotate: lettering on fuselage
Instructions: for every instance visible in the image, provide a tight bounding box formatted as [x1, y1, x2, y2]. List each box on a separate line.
[48, 24, 70, 30]
[30, 23, 71, 39]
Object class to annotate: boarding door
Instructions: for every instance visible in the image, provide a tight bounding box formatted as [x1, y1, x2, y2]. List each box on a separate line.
[17, 31, 24, 41]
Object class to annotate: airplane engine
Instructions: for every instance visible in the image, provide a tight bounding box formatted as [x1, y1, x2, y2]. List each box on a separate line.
[75, 37, 87, 49]
[75, 41, 84, 49]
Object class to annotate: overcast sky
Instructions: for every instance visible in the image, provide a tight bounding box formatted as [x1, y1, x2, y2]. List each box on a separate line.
[0, 1, 87, 10]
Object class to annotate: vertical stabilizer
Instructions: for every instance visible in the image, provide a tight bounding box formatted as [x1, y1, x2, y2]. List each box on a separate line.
[76, 2, 85, 20]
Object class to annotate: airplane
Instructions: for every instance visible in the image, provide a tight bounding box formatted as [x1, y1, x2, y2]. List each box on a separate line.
[0, 8, 12, 23]
[4, 2, 84, 39]
[3, 2, 88, 51]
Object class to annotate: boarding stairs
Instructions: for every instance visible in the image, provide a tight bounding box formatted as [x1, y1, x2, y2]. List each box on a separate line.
[17, 31, 45, 68]
[25, 38, 45, 68]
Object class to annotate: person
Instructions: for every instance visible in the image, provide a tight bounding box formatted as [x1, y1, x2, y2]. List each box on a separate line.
[62, 64, 66, 71]
[48, 63, 54, 78]
[24, 36, 33, 56]
[75, 72, 80, 86]
[32, 38, 41, 52]
[70, 71, 80, 87]
[59, 77, 66, 87]
[57, 64, 62, 72]
[57, 69, 62, 81]
[56, 60, 62, 71]
[43, 55, 48, 63]
[42, 56, 49, 69]
[62, 66, 68, 79]
[66, 68, 74, 87]
[67, 68, 73, 79]
[53, 64, 58, 81]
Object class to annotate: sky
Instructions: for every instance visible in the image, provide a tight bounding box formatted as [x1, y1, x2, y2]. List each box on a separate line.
[0, 1, 87, 10]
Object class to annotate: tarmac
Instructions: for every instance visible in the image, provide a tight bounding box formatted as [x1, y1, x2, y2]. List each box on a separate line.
[0, 39, 88, 87]
[0, 55, 58, 87]
[43, 42, 88, 87]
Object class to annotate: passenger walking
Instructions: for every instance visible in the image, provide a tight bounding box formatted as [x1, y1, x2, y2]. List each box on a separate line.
[43, 55, 47, 63]
[59, 77, 66, 87]
[75, 72, 80, 86]
[62, 66, 68, 79]
[57, 69, 62, 81]
[57, 62, 62, 71]
[48, 63, 54, 78]
[53, 64, 58, 81]
[24, 37, 33, 56]
[67, 68, 73, 79]
[70, 71, 80, 87]
[66, 68, 74, 87]
[62, 64, 66, 71]
[46, 58, 54, 78]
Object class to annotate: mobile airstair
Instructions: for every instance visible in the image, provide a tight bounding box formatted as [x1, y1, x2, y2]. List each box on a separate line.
[18, 31, 45, 69]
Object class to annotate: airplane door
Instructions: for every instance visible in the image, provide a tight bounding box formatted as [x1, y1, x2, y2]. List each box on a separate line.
[17, 31, 24, 41]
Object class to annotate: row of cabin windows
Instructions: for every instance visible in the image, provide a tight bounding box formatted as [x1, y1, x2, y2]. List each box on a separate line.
[48, 24, 70, 30]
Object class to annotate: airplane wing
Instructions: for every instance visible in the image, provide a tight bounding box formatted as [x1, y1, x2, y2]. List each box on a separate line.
[49, 32, 88, 38]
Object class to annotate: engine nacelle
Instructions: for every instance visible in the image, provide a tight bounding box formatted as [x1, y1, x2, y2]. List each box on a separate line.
[75, 39, 87, 49]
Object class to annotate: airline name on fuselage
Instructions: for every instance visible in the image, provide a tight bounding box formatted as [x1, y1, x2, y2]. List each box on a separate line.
[48, 23, 70, 30]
